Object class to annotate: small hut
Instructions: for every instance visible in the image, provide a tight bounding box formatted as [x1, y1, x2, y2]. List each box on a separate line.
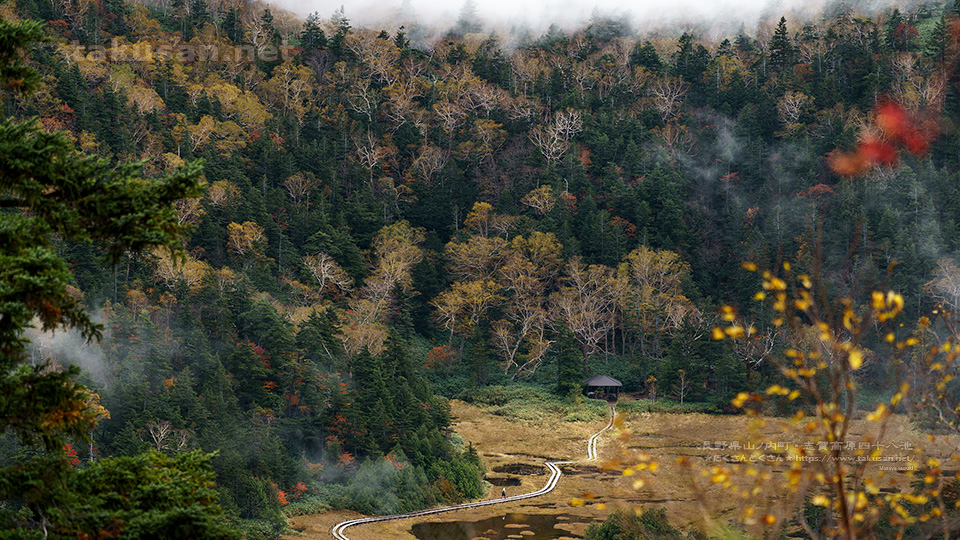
[582, 375, 622, 403]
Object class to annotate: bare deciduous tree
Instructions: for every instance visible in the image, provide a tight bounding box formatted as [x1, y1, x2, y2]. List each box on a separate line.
[302, 252, 352, 294]
[648, 76, 688, 123]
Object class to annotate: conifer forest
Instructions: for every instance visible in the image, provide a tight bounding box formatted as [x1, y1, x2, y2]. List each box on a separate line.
[7, 0, 960, 537]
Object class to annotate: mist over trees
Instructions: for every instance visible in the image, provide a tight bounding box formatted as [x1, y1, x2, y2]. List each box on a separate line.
[5, 0, 960, 536]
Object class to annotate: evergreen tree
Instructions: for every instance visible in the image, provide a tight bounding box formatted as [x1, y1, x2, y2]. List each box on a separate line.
[454, 0, 482, 36]
[328, 6, 351, 55]
[735, 31, 754, 55]
[296, 310, 344, 366]
[768, 17, 793, 73]
[183, 0, 210, 39]
[924, 15, 947, 59]
[222, 6, 244, 43]
[630, 41, 663, 73]
[555, 326, 583, 396]
[884, 9, 907, 52]
[0, 16, 217, 537]
[300, 12, 327, 51]
[465, 325, 489, 387]
[0, 19, 204, 450]
[349, 347, 389, 454]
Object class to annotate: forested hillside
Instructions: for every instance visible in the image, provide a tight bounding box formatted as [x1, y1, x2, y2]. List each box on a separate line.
[5, 0, 960, 535]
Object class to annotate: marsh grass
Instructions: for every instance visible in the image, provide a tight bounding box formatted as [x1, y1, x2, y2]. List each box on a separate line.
[457, 383, 722, 422]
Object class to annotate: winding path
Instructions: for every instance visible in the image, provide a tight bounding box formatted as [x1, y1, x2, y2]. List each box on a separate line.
[330, 406, 616, 539]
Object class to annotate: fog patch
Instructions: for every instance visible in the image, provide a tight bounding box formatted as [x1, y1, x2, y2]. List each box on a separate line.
[25, 315, 111, 387]
[280, 0, 913, 42]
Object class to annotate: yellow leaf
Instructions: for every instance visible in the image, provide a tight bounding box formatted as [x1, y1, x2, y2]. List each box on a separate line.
[732, 392, 749, 408]
[849, 349, 863, 370]
[866, 404, 886, 422]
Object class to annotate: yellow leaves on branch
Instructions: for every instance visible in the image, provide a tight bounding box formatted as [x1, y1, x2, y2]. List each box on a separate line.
[369, 221, 425, 294]
[445, 235, 509, 282]
[226, 221, 265, 258]
[463, 202, 496, 237]
[187, 115, 247, 156]
[257, 62, 315, 124]
[207, 180, 240, 208]
[84, 392, 110, 425]
[520, 185, 557, 216]
[551, 257, 619, 358]
[42, 388, 98, 433]
[872, 290, 905, 322]
[283, 172, 320, 209]
[699, 264, 960, 539]
[621, 245, 697, 336]
[849, 348, 864, 370]
[204, 74, 273, 129]
[432, 279, 502, 335]
[340, 316, 389, 357]
[340, 221, 425, 354]
[152, 248, 212, 292]
[40, 407, 84, 432]
[866, 403, 889, 422]
[761, 274, 788, 292]
[302, 252, 352, 295]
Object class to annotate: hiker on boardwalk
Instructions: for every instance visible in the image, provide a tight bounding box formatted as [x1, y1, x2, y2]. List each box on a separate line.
[501, 488, 506, 498]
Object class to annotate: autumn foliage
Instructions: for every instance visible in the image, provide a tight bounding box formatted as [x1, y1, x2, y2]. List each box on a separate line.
[828, 100, 938, 176]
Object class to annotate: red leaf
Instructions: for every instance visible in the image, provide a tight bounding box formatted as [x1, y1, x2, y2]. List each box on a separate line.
[858, 137, 897, 165]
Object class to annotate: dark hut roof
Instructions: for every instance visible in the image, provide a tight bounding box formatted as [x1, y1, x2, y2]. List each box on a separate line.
[582, 375, 622, 387]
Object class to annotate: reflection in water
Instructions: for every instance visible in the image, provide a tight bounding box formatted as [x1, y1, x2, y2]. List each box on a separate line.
[484, 477, 522, 486]
[491, 463, 546, 475]
[410, 512, 593, 540]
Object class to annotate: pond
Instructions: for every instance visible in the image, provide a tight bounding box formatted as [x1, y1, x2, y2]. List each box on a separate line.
[491, 463, 545, 475]
[410, 512, 595, 540]
[484, 476, 522, 486]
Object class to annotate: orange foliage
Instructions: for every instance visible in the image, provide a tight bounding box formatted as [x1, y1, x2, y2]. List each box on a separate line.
[337, 452, 355, 468]
[578, 146, 593, 169]
[423, 345, 454, 370]
[560, 190, 578, 213]
[803, 183, 835, 201]
[291, 481, 307, 499]
[828, 100, 937, 176]
[610, 216, 637, 238]
[305, 461, 325, 475]
[384, 453, 406, 470]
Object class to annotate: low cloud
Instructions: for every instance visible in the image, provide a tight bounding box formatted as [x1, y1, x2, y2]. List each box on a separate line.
[26, 318, 111, 387]
[278, 0, 907, 37]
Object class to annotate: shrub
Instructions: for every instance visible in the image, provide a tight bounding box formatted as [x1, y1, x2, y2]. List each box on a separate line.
[584, 507, 694, 540]
[617, 399, 719, 415]
[281, 496, 330, 517]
